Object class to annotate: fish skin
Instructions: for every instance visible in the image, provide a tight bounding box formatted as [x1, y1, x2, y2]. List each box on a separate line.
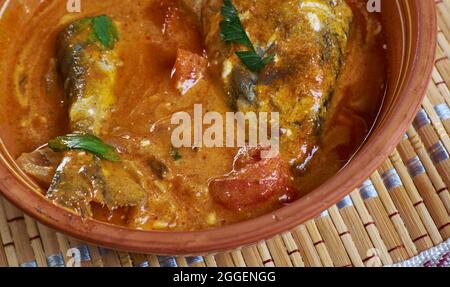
[16, 147, 62, 187]
[47, 151, 100, 216]
[202, 0, 353, 167]
[57, 17, 118, 135]
[44, 17, 145, 215]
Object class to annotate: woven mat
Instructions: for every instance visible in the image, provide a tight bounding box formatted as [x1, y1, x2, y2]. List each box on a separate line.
[1, 1, 450, 268]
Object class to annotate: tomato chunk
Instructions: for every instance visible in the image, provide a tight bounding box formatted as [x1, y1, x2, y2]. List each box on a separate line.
[171, 49, 207, 95]
[152, 0, 203, 57]
[209, 147, 295, 211]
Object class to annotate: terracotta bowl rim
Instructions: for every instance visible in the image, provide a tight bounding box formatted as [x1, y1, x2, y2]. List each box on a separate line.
[0, 0, 437, 255]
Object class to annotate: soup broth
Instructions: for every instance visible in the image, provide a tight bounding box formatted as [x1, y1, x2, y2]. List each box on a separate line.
[0, 0, 387, 231]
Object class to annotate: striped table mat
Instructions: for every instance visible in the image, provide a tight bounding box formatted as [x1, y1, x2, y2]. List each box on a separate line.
[1, 0, 450, 268]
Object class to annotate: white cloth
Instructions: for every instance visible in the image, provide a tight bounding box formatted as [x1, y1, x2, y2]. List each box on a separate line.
[387, 239, 450, 267]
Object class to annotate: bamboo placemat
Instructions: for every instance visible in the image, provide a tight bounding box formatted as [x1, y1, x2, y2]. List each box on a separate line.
[0, 0, 450, 268]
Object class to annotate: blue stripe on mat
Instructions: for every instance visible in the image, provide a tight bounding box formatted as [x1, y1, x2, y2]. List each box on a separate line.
[158, 256, 178, 267]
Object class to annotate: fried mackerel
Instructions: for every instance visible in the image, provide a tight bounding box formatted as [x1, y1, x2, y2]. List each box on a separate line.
[202, 0, 353, 169]
[18, 16, 145, 216]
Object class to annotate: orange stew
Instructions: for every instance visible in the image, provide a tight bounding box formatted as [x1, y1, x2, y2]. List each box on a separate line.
[0, 0, 387, 231]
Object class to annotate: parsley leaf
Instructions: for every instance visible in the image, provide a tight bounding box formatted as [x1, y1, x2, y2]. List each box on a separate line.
[220, 0, 253, 50]
[91, 15, 119, 50]
[48, 133, 121, 162]
[170, 147, 182, 161]
[235, 51, 275, 72]
[220, 0, 274, 72]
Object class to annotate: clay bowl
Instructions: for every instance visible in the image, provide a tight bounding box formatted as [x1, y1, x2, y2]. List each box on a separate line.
[0, 0, 437, 255]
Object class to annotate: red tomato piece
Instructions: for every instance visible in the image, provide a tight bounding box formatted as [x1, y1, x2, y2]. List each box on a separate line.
[209, 147, 295, 211]
[153, 0, 203, 57]
[171, 49, 208, 95]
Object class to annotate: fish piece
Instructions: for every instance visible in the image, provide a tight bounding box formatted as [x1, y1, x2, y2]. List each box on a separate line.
[43, 16, 145, 215]
[202, 0, 353, 168]
[97, 161, 147, 209]
[57, 15, 119, 135]
[46, 152, 145, 216]
[47, 151, 101, 216]
[16, 147, 62, 187]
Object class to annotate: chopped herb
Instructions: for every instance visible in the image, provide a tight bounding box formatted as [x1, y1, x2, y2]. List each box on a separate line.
[48, 133, 120, 162]
[91, 15, 119, 49]
[235, 51, 275, 73]
[220, 0, 253, 50]
[170, 147, 182, 161]
[220, 0, 274, 72]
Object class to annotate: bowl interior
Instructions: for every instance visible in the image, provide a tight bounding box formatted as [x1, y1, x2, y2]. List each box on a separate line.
[0, 0, 436, 254]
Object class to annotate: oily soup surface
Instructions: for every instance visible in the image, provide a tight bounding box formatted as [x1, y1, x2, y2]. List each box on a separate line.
[0, 0, 386, 231]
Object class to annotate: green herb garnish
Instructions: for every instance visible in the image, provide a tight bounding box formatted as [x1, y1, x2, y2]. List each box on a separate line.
[220, 0, 274, 72]
[235, 51, 275, 72]
[48, 133, 120, 162]
[91, 15, 119, 49]
[170, 147, 182, 161]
